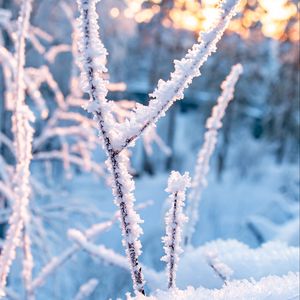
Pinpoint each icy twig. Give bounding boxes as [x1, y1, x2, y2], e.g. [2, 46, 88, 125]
[45, 44, 71, 63]
[30, 201, 152, 291]
[22, 226, 35, 300]
[0, 133, 14, 156]
[161, 171, 191, 289]
[33, 151, 104, 177]
[0, 0, 34, 294]
[0, 181, 14, 203]
[76, 0, 145, 293]
[114, 0, 242, 152]
[205, 250, 233, 284]
[74, 278, 99, 300]
[30, 220, 115, 291]
[68, 229, 162, 289]
[184, 64, 243, 245]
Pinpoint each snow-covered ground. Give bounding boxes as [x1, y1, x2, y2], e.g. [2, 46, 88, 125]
[129, 272, 299, 300]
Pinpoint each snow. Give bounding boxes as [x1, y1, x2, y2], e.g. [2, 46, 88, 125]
[127, 239, 299, 299]
[177, 240, 299, 289]
[128, 272, 299, 300]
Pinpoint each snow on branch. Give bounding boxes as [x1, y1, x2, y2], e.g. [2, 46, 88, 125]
[114, 0, 242, 152]
[68, 229, 130, 270]
[76, 0, 146, 294]
[33, 150, 104, 177]
[204, 251, 233, 284]
[74, 278, 99, 300]
[30, 218, 116, 291]
[0, 0, 34, 295]
[0, 181, 14, 203]
[0, 46, 48, 119]
[76, 0, 112, 118]
[22, 226, 34, 300]
[68, 229, 162, 290]
[26, 66, 66, 110]
[30, 201, 152, 292]
[184, 64, 243, 246]
[162, 171, 191, 289]
[0, 133, 14, 157]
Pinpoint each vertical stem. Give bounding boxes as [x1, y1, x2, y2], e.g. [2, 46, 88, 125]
[108, 151, 145, 293]
[0, 0, 34, 293]
[168, 191, 178, 289]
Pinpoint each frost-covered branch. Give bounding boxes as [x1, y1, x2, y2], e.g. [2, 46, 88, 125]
[0, 133, 14, 156]
[0, 0, 34, 294]
[2, 288, 19, 300]
[0, 47, 48, 119]
[114, 0, 242, 152]
[74, 278, 98, 300]
[0, 156, 14, 199]
[68, 229, 162, 289]
[68, 229, 130, 270]
[0, 181, 14, 203]
[30, 201, 152, 292]
[204, 251, 233, 284]
[22, 225, 34, 300]
[162, 171, 191, 289]
[33, 150, 104, 177]
[30, 218, 115, 291]
[45, 44, 72, 63]
[76, 0, 145, 294]
[184, 64, 243, 246]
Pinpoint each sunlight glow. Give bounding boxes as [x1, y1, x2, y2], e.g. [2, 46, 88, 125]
[110, 7, 120, 19]
[124, 0, 299, 41]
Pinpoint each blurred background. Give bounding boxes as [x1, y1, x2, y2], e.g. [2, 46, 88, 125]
[0, 0, 299, 299]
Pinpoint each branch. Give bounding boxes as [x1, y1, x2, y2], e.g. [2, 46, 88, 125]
[0, 133, 14, 157]
[161, 171, 191, 289]
[0, 46, 48, 119]
[68, 229, 162, 289]
[33, 126, 93, 150]
[0, 181, 14, 202]
[22, 225, 35, 300]
[0, 0, 34, 293]
[74, 278, 99, 300]
[30, 220, 114, 291]
[33, 150, 104, 177]
[76, 0, 145, 294]
[114, 0, 242, 152]
[30, 201, 152, 291]
[184, 64, 243, 246]
[204, 250, 233, 284]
